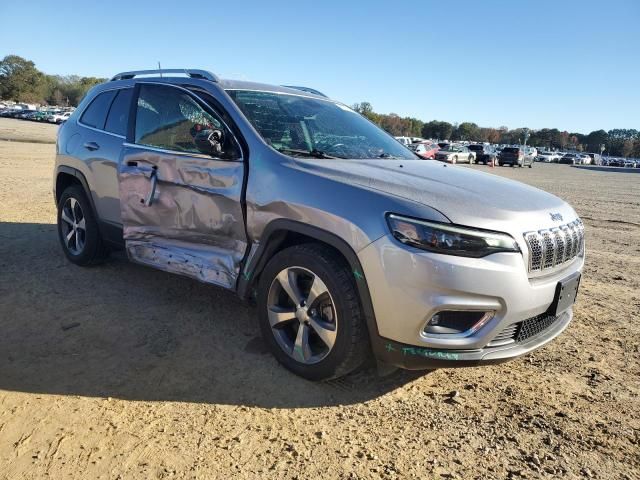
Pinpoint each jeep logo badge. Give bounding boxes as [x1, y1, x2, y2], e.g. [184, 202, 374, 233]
[550, 212, 563, 222]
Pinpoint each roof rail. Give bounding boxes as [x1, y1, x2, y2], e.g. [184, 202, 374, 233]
[281, 85, 328, 98]
[110, 69, 219, 82]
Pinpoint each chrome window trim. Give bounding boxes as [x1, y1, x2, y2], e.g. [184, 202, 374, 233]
[132, 82, 244, 162]
[77, 86, 133, 138]
[122, 142, 242, 162]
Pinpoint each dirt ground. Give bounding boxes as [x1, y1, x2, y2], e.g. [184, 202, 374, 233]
[0, 117, 638, 479]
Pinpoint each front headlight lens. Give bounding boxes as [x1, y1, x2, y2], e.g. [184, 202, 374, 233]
[387, 214, 520, 258]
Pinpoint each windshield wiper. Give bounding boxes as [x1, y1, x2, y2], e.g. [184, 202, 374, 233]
[277, 147, 343, 159]
[378, 152, 400, 159]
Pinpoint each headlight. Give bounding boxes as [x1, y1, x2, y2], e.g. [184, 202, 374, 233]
[386, 214, 520, 258]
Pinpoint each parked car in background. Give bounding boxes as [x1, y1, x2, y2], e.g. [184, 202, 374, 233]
[48, 111, 72, 124]
[536, 151, 560, 163]
[623, 159, 636, 168]
[559, 153, 580, 165]
[411, 143, 439, 159]
[16, 109, 37, 119]
[524, 147, 538, 162]
[435, 144, 475, 164]
[587, 153, 602, 165]
[394, 136, 412, 146]
[498, 147, 533, 168]
[468, 144, 497, 165]
[578, 154, 592, 165]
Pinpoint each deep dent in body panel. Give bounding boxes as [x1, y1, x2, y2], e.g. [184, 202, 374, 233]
[119, 150, 246, 289]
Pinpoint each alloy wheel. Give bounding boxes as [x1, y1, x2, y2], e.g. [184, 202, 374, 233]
[60, 197, 86, 255]
[267, 266, 338, 364]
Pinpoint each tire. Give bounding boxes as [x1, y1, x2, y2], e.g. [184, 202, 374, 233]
[452, 156, 457, 164]
[57, 184, 108, 266]
[468, 155, 474, 164]
[257, 243, 369, 381]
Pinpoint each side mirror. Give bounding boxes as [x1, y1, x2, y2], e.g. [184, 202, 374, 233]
[194, 128, 224, 156]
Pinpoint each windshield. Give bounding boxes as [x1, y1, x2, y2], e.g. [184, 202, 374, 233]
[227, 90, 417, 160]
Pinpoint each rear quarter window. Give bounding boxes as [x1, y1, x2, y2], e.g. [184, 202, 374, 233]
[80, 90, 117, 129]
[105, 88, 133, 136]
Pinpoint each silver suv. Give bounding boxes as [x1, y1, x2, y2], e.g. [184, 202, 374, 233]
[54, 69, 584, 380]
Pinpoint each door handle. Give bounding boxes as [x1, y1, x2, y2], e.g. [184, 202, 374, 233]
[145, 168, 158, 207]
[83, 141, 100, 151]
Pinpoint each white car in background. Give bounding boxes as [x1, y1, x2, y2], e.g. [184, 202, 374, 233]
[578, 154, 592, 165]
[394, 136, 412, 146]
[536, 151, 560, 163]
[48, 112, 72, 124]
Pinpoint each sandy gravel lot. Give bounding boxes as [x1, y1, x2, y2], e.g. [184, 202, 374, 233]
[0, 118, 638, 479]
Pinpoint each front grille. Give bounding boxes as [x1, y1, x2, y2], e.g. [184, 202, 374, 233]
[487, 323, 518, 347]
[524, 219, 584, 273]
[489, 312, 559, 346]
[516, 313, 558, 342]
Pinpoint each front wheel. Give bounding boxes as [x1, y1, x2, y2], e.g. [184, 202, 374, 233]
[469, 155, 474, 164]
[452, 156, 458, 164]
[257, 244, 369, 381]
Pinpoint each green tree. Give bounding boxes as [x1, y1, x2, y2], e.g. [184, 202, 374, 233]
[453, 122, 479, 141]
[0, 54, 48, 103]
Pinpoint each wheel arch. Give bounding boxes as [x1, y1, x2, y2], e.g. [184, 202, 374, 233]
[55, 166, 96, 213]
[238, 219, 381, 339]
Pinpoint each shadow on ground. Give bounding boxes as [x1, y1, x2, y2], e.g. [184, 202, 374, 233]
[0, 222, 426, 408]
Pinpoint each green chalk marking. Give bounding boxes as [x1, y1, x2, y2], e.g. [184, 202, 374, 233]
[353, 270, 364, 281]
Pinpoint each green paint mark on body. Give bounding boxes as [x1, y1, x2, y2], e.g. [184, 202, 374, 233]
[353, 270, 364, 281]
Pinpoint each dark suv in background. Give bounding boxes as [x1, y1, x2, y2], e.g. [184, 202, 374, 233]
[498, 147, 534, 168]
[468, 144, 497, 165]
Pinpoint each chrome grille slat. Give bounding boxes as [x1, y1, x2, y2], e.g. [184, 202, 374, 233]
[523, 219, 584, 274]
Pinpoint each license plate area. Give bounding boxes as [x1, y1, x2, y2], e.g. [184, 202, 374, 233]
[552, 273, 581, 315]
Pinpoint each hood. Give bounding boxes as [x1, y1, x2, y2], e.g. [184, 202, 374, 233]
[292, 158, 577, 235]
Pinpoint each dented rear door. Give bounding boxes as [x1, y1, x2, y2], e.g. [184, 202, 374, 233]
[118, 83, 247, 289]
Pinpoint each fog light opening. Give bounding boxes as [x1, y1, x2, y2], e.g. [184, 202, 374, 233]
[423, 311, 494, 336]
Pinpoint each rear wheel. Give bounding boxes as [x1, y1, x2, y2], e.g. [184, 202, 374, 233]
[257, 244, 369, 381]
[468, 155, 474, 163]
[57, 185, 108, 265]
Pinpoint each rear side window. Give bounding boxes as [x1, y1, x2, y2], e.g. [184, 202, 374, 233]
[80, 90, 117, 129]
[105, 88, 133, 136]
[503, 147, 520, 153]
[134, 84, 239, 159]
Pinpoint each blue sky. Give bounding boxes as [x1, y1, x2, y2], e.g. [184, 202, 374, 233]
[1, 0, 638, 133]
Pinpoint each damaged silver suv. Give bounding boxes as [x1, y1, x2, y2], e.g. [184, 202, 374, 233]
[54, 69, 584, 380]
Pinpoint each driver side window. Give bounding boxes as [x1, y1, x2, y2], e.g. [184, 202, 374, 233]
[134, 84, 239, 160]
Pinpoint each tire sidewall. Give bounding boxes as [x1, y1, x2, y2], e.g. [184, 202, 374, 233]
[257, 246, 362, 381]
[57, 185, 101, 265]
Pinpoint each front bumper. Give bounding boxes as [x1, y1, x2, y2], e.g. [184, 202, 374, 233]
[358, 234, 583, 369]
[371, 309, 572, 369]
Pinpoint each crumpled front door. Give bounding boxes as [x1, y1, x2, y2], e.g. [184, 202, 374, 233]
[118, 145, 247, 289]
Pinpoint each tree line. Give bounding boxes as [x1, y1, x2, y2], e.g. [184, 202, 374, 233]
[0, 55, 105, 107]
[352, 102, 640, 158]
[1, 54, 637, 157]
